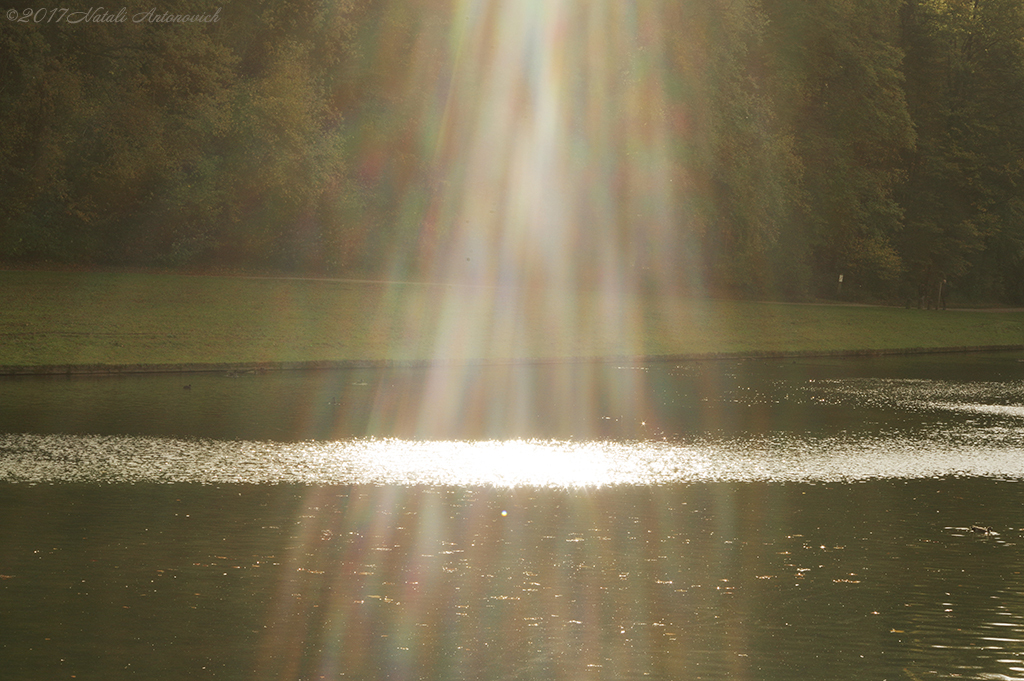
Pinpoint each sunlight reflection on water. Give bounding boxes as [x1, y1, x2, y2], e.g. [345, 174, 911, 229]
[4, 427, 1024, 486]
[8, 361, 1024, 681]
[6, 359, 1024, 487]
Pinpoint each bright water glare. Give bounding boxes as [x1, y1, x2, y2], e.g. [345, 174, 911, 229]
[4, 427, 1024, 486]
[3, 354, 1024, 486]
[4, 354, 1024, 681]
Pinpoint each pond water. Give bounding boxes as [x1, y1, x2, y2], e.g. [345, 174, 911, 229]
[3, 353, 1024, 680]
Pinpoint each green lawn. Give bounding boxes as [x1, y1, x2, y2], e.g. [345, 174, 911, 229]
[1, 270, 1023, 372]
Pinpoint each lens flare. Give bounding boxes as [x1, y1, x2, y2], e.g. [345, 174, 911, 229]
[359, 1, 711, 442]
[383, 0, 692, 359]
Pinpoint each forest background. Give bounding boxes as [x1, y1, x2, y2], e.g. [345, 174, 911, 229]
[2, 0, 1024, 306]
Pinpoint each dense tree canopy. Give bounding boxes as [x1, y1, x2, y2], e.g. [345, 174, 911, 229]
[3, 0, 1024, 303]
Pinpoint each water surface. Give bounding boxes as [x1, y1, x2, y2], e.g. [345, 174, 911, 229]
[3, 353, 1024, 680]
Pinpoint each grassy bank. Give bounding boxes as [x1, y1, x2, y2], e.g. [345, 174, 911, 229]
[2, 270, 1024, 373]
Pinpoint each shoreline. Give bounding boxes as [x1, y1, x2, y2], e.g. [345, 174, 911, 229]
[3, 344, 1022, 376]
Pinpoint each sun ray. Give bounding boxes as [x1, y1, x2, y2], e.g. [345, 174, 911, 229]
[364, 1, 701, 435]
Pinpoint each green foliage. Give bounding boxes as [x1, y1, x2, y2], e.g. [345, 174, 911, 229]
[898, 0, 1024, 303]
[760, 0, 914, 297]
[0, 0, 361, 273]
[664, 0, 804, 296]
[3, 0, 1024, 304]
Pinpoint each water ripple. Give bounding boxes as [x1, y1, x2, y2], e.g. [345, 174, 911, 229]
[4, 428, 1024, 486]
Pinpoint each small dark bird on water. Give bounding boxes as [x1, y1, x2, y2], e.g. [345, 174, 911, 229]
[971, 525, 993, 535]
[183, 384, 191, 390]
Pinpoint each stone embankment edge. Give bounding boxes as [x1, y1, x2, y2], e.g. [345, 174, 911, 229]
[1, 345, 1022, 376]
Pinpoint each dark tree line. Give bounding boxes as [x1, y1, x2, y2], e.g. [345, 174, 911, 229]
[3, 0, 1024, 303]
[1, 0, 362, 272]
